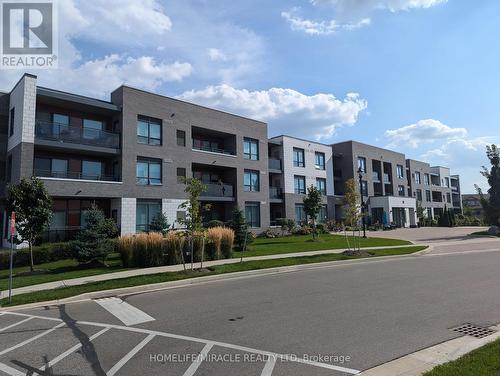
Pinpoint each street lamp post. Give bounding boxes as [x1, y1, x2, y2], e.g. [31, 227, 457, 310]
[357, 168, 367, 238]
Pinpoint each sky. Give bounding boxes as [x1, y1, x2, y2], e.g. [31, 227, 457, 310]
[0, 0, 497, 193]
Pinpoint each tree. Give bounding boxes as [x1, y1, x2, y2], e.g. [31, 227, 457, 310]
[149, 212, 170, 235]
[178, 178, 208, 232]
[476, 144, 500, 226]
[303, 185, 323, 240]
[229, 206, 253, 252]
[342, 178, 363, 253]
[5, 177, 52, 272]
[416, 200, 425, 224]
[74, 206, 118, 265]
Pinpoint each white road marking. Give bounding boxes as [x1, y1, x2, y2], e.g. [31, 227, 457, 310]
[95, 297, 155, 326]
[182, 342, 214, 376]
[261, 356, 276, 376]
[0, 361, 24, 376]
[2, 312, 361, 374]
[106, 333, 155, 376]
[38, 327, 111, 373]
[0, 316, 33, 332]
[0, 322, 66, 356]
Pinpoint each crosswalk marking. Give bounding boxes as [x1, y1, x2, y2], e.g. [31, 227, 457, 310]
[106, 333, 155, 376]
[182, 342, 214, 376]
[95, 297, 155, 326]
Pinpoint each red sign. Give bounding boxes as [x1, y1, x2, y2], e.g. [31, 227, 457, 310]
[10, 212, 15, 235]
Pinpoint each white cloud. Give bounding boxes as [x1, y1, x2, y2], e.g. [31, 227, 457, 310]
[281, 9, 370, 35]
[384, 119, 467, 148]
[208, 48, 228, 61]
[311, 0, 447, 13]
[177, 85, 367, 140]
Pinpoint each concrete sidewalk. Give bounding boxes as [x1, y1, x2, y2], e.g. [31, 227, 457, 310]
[0, 244, 424, 299]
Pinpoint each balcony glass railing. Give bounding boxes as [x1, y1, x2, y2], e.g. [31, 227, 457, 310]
[269, 187, 283, 199]
[200, 183, 234, 198]
[268, 158, 282, 170]
[34, 169, 120, 182]
[35, 121, 120, 149]
[192, 140, 235, 156]
[383, 174, 391, 183]
[373, 172, 380, 181]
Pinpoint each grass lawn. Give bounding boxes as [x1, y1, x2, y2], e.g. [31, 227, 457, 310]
[471, 230, 498, 237]
[0, 245, 426, 307]
[423, 338, 500, 376]
[235, 233, 412, 257]
[0, 253, 129, 291]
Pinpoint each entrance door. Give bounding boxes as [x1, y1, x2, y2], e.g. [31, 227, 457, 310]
[393, 208, 406, 227]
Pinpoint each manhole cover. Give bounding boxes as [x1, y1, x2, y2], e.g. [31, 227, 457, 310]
[449, 323, 496, 339]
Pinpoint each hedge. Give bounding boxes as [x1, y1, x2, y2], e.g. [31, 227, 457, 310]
[0, 242, 76, 270]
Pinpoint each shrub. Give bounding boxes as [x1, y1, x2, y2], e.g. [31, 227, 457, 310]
[131, 233, 149, 267]
[0, 242, 76, 270]
[149, 212, 170, 235]
[220, 228, 235, 259]
[206, 227, 224, 260]
[116, 235, 134, 267]
[163, 232, 184, 265]
[293, 225, 312, 235]
[229, 207, 253, 251]
[206, 220, 224, 229]
[316, 223, 327, 234]
[261, 229, 280, 238]
[276, 218, 295, 236]
[146, 232, 164, 266]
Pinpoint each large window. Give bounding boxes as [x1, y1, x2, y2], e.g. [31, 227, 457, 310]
[137, 159, 162, 185]
[34, 157, 68, 178]
[316, 205, 327, 223]
[244, 170, 260, 192]
[315, 152, 325, 170]
[357, 157, 366, 173]
[83, 119, 103, 140]
[416, 189, 423, 201]
[9, 108, 14, 137]
[293, 148, 305, 167]
[316, 178, 327, 195]
[245, 202, 260, 228]
[361, 180, 368, 196]
[397, 165, 404, 179]
[82, 160, 102, 180]
[295, 204, 306, 223]
[137, 115, 162, 145]
[136, 200, 162, 232]
[398, 185, 405, 196]
[243, 138, 259, 160]
[294, 175, 306, 194]
[424, 173, 430, 185]
[176, 130, 186, 147]
[426, 190, 431, 202]
[415, 171, 421, 184]
[177, 167, 186, 183]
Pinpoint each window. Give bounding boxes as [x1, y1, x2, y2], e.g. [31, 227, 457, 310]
[294, 175, 306, 194]
[447, 192, 451, 203]
[244, 170, 260, 192]
[397, 165, 404, 179]
[176, 211, 186, 223]
[243, 138, 259, 160]
[293, 148, 305, 167]
[137, 115, 162, 145]
[357, 157, 366, 173]
[295, 204, 306, 223]
[176, 130, 186, 147]
[398, 185, 405, 196]
[445, 177, 450, 188]
[361, 180, 368, 196]
[9, 108, 14, 137]
[427, 208, 433, 218]
[34, 158, 68, 178]
[317, 205, 327, 223]
[136, 159, 162, 185]
[245, 202, 260, 228]
[315, 152, 325, 170]
[316, 178, 327, 195]
[426, 190, 431, 202]
[83, 119, 103, 140]
[177, 167, 186, 183]
[82, 161, 102, 180]
[416, 189, 423, 201]
[136, 200, 162, 232]
[415, 171, 421, 184]
[424, 173, 430, 185]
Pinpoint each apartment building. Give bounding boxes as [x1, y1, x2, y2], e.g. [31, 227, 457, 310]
[462, 193, 486, 218]
[332, 141, 417, 227]
[0, 74, 270, 246]
[268, 135, 334, 224]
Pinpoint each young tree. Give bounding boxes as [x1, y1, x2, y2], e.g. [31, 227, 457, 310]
[149, 212, 170, 235]
[5, 177, 52, 272]
[303, 185, 323, 241]
[476, 144, 500, 226]
[342, 178, 362, 252]
[74, 206, 118, 265]
[416, 200, 425, 225]
[229, 206, 253, 252]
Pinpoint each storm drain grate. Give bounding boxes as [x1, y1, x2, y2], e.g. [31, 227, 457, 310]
[449, 323, 496, 339]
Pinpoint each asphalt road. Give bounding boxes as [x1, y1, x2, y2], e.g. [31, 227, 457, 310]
[1, 241, 500, 375]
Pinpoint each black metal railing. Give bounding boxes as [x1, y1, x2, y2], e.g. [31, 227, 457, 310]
[34, 169, 120, 182]
[192, 140, 235, 156]
[200, 183, 234, 198]
[269, 187, 283, 199]
[35, 121, 120, 149]
[268, 158, 282, 170]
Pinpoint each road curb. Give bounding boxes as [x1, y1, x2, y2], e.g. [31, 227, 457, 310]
[359, 323, 500, 375]
[0, 247, 428, 312]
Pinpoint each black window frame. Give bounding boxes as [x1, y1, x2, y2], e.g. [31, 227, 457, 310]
[243, 138, 259, 160]
[136, 158, 162, 186]
[293, 148, 305, 167]
[294, 175, 306, 194]
[357, 157, 367, 173]
[361, 180, 368, 196]
[176, 129, 186, 147]
[245, 202, 261, 228]
[137, 115, 162, 146]
[177, 167, 186, 183]
[136, 200, 162, 233]
[397, 165, 404, 179]
[244, 169, 260, 192]
[316, 177, 327, 195]
[315, 152, 325, 170]
[398, 185, 405, 196]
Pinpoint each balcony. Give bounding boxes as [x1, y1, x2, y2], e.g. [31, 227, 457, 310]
[200, 183, 234, 201]
[35, 121, 120, 150]
[35, 169, 120, 182]
[191, 126, 236, 156]
[192, 140, 235, 156]
[268, 158, 282, 171]
[269, 187, 283, 199]
[373, 171, 380, 182]
[383, 173, 391, 183]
